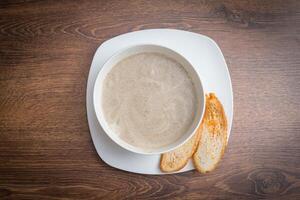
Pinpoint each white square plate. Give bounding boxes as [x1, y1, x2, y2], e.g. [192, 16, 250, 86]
[86, 29, 233, 174]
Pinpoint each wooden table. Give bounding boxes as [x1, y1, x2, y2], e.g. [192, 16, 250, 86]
[1, 1, 299, 199]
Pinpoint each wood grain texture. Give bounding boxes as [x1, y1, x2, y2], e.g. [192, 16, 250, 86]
[0, 0, 299, 199]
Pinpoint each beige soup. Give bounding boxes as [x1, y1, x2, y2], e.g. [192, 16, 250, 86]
[102, 53, 197, 150]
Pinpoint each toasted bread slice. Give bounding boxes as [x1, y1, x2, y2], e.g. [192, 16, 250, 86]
[160, 125, 202, 172]
[193, 93, 227, 173]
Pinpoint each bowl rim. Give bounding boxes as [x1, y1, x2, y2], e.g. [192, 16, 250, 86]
[93, 44, 205, 155]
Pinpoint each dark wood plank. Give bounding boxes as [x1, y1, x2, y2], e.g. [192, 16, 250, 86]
[0, 0, 299, 199]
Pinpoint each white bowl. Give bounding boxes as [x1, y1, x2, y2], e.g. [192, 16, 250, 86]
[93, 44, 205, 155]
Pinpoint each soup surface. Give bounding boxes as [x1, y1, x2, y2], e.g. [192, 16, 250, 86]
[102, 53, 197, 150]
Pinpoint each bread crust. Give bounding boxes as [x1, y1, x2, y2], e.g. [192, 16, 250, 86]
[193, 93, 228, 173]
[160, 124, 203, 172]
